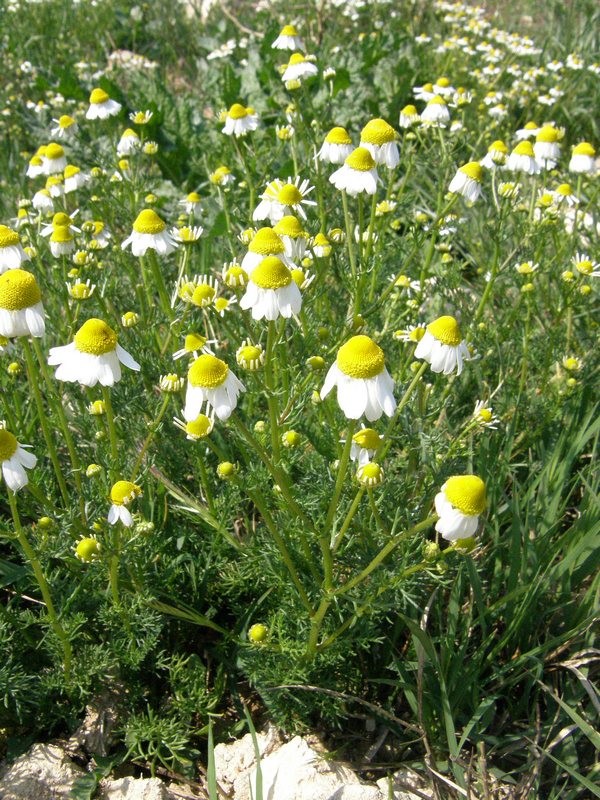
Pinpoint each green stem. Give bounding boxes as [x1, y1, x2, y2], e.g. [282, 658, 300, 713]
[332, 487, 365, 553]
[341, 190, 358, 279]
[8, 490, 72, 681]
[377, 362, 428, 462]
[130, 394, 171, 480]
[147, 250, 174, 321]
[265, 320, 281, 463]
[323, 419, 356, 538]
[101, 386, 119, 480]
[109, 523, 121, 606]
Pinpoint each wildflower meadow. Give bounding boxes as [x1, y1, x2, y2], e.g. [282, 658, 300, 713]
[0, 0, 598, 797]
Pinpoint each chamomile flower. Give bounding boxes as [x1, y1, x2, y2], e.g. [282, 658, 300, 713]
[74, 537, 101, 562]
[173, 332, 215, 361]
[86, 88, 122, 120]
[414, 315, 472, 375]
[272, 24, 304, 51]
[239, 256, 302, 321]
[32, 189, 54, 213]
[159, 373, 185, 393]
[180, 192, 202, 214]
[568, 142, 596, 174]
[67, 279, 96, 300]
[50, 114, 77, 139]
[0, 269, 45, 338]
[433, 76, 455, 96]
[505, 141, 541, 175]
[515, 260, 538, 275]
[241, 227, 292, 274]
[253, 177, 316, 223]
[42, 143, 67, 175]
[0, 226, 30, 272]
[121, 209, 178, 256]
[562, 356, 582, 372]
[48, 318, 140, 387]
[357, 461, 384, 488]
[534, 125, 561, 169]
[311, 233, 331, 258]
[399, 105, 420, 128]
[480, 140, 508, 168]
[26, 155, 45, 179]
[393, 324, 426, 343]
[129, 110, 153, 125]
[173, 412, 214, 440]
[0, 427, 36, 492]
[435, 475, 486, 541]
[88, 221, 112, 248]
[209, 165, 235, 185]
[552, 183, 578, 207]
[359, 118, 399, 169]
[116, 128, 140, 156]
[214, 296, 237, 317]
[330, 147, 380, 197]
[49, 226, 75, 257]
[281, 52, 318, 82]
[473, 400, 499, 429]
[222, 104, 259, 137]
[188, 275, 219, 308]
[273, 215, 308, 260]
[41, 212, 80, 238]
[448, 162, 484, 202]
[108, 481, 142, 527]
[515, 121, 539, 140]
[421, 95, 450, 126]
[320, 335, 396, 422]
[572, 253, 599, 278]
[317, 127, 354, 165]
[64, 165, 89, 193]
[236, 340, 265, 370]
[222, 261, 248, 288]
[184, 353, 245, 422]
[350, 426, 383, 466]
[171, 225, 204, 243]
[413, 82, 436, 102]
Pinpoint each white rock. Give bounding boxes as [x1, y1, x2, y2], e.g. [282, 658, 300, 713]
[376, 768, 434, 799]
[215, 724, 282, 799]
[0, 743, 84, 800]
[99, 776, 175, 800]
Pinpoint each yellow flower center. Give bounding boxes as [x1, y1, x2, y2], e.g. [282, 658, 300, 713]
[361, 118, 396, 145]
[74, 318, 118, 355]
[536, 125, 558, 143]
[277, 184, 304, 205]
[0, 269, 41, 310]
[524, 121, 538, 130]
[187, 192, 201, 203]
[401, 104, 417, 116]
[345, 147, 376, 172]
[337, 335, 385, 379]
[281, 24, 298, 35]
[427, 316, 462, 346]
[444, 475, 486, 515]
[573, 142, 595, 156]
[428, 95, 446, 105]
[252, 256, 292, 289]
[53, 212, 72, 228]
[274, 215, 304, 238]
[436, 76, 450, 87]
[0, 429, 18, 461]
[132, 209, 166, 234]
[71, 282, 93, 299]
[110, 480, 141, 505]
[422, 83, 433, 92]
[288, 52, 306, 65]
[184, 332, 207, 352]
[45, 143, 64, 160]
[93, 221, 105, 234]
[64, 165, 80, 178]
[490, 140, 508, 153]
[352, 428, 381, 450]
[188, 354, 229, 388]
[563, 357, 579, 371]
[291, 268, 305, 287]
[459, 162, 483, 182]
[238, 344, 262, 364]
[90, 88, 109, 105]
[76, 538, 100, 561]
[214, 298, 230, 313]
[576, 260, 592, 275]
[0, 226, 20, 248]
[186, 414, 212, 438]
[359, 462, 382, 481]
[325, 126, 352, 145]
[29, 156, 43, 167]
[513, 141, 535, 157]
[248, 227, 284, 255]
[228, 103, 248, 119]
[478, 408, 493, 423]
[50, 227, 73, 243]
[191, 284, 216, 305]
[58, 115, 75, 128]
[555, 183, 572, 196]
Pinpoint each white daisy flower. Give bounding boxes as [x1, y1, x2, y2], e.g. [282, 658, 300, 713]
[272, 24, 304, 51]
[399, 104, 420, 128]
[0, 226, 30, 273]
[448, 162, 484, 202]
[86, 88, 122, 120]
[173, 412, 214, 441]
[281, 52, 318, 82]
[42, 143, 67, 175]
[241, 227, 294, 275]
[533, 126, 561, 170]
[26, 155, 45, 178]
[316, 126, 354, 164]
[515, 122, 539, 141]
[421, 96, 450, 126]
[505, 142, 541, 175]
[184, 354, 245, 422]
[121, 209, 178, 257]
[413, 82, 436, 102]
[240, 256, 302, 321]
[320, 335, 396, 422]
[473, 400, 499, 429]
[329, 147, 380, 197]
[0, 269, 45, 338]
[572, 253, 600, 278]
[414, 315, 472, 375]
[479, 140, 508, 168]
[273, 215, 308, 260]
[48, 318, 140, 387]
[349, 426, 384, 466]
[116, 128, 140, 156]
[222, 104, 259, 137]
[50, 114, 77, 139]
[32, 189, 54, 213]
[552, 183, 578, 207]
[180, 191, 202, 214]
[107, 481, 141, 527]
[360, 118, 400, 168]
[568, 142, 596, 174]
[435, 475, 486, 541]
[0, 427, 37, 492]
[63, 165, 89, 193]
[253, 176, 316, 224]
[173, 332, 215, 360]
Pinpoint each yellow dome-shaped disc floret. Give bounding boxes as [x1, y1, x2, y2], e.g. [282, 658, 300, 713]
[459, 162, 483, 182]
[188, 354, 229, 388]
[277, 183, 304, 205]
[110, 480, 142, 506]
[523, 121, 538, 131]
[64, 165, 80, 178]
[490, 140, 508, 153]
[288, 52, 306, 65]
[90, 88, 109, 105]
[337, 335, 385, 379]
[191, 283, 216, 305]
[252, 256, 292, 289]
[45, 142, 65, 160]
[345, 147, 377, 172]
[248, 227, 285, 255]
[274, 216, 305, 238]
[132, 209, 166, 235]
[184, 332, 207, 352]
[357, 461, 384, 487]
[0, 269, 41, 310]
[401, 104, 418, 116]
[50, 226, 73, 243]
[444, 475, 486, 515]
[185, 414, 213, 439]
[325, 126, 352, 145]
[361, 118, 396, 145]
[280, 24, 298, 36]
[427, 316, 463, 346]
[572, 142, 595, 156]
[0, 226, 20, 248]
[186, 191, 201, 203]
[428, 95, 446, 106]
[58, 115, 75, 128]
[555, 183, 573, 196]
[228, 103, 248, 119]
[536, 125, 559, 143]
[0, 429, 18, 461]
[514, 141, 535, 157]
[436, 76, 451, 87]
[236, 343, 264, 369]
[76, 537, 101, 562]
[52, 212, 73, 228]
[352, 427, 382, 450]
[74, 318, 118, 355]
